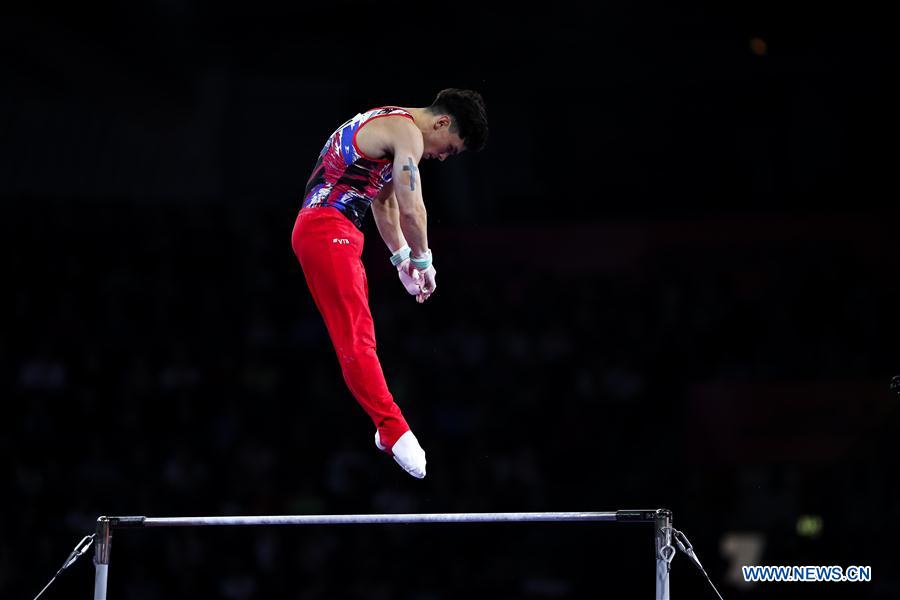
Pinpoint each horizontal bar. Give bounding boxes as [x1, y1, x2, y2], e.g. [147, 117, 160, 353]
[102, 510, 665, 529]
[145, 512, 617, 527]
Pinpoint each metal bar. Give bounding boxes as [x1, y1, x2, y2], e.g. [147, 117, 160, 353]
[137, 511, 625, 528]
[94, 509, 668, 599]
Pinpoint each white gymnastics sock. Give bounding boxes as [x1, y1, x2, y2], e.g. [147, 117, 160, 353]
[375, 430, 427, 479]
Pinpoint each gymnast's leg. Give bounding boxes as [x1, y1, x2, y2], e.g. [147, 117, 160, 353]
[292, 207, 426, 478]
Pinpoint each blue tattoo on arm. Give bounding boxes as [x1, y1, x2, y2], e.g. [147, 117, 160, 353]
[402, 157, 418, 191]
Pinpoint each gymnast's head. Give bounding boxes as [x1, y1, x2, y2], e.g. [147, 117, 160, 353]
[419, 88, 488, 161]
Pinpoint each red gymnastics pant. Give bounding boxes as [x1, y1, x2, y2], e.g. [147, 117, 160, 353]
[291, 206, 410, 449]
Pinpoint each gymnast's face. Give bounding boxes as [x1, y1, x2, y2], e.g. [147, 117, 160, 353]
[422, 114, 466, 162]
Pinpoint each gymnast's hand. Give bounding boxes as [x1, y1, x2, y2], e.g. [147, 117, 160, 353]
[412, 264, 436, 304]
[396, 258, 423, 296]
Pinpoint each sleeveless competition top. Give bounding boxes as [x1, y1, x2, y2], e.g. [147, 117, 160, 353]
[301, 107, 414, 229]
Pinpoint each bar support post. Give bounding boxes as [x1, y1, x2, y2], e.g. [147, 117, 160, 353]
[655, 509, 673, 600]
[93, 517, 111, 600]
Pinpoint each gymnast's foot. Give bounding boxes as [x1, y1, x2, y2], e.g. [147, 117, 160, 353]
[375, 429, 427, 479]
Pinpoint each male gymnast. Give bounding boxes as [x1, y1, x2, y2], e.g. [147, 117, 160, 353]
[291, 89, 488, 478]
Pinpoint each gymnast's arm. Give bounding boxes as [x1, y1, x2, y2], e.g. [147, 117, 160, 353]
[385, 121, 429, 259]
[371, 182, 408, 253]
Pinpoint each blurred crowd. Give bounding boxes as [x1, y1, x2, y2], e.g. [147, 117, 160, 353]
[3, 200, 898, 599]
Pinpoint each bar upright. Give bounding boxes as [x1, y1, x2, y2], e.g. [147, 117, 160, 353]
[655, 509, 674, 600]
[93, 517, 111, 600]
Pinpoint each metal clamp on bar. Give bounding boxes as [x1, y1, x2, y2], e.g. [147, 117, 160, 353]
[615, 509, 663, 522]
[107, 516, 146, 528]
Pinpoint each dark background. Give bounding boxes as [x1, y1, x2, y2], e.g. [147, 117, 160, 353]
[3, 2, 899, 598]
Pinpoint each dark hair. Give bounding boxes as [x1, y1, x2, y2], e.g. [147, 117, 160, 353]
[428, 88, 489, 152]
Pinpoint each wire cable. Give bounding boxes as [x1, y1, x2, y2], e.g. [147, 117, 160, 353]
[32, 534, 94, 600]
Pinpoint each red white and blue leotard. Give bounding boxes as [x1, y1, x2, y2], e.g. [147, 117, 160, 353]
[301, 107, 414, 229]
